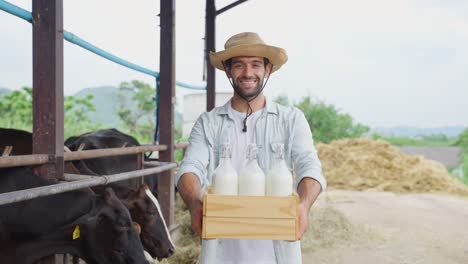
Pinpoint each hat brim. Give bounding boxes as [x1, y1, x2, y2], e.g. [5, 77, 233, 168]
[209, 44, 288, 73]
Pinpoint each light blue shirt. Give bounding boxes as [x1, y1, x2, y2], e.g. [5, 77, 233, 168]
[175, 99, 327, 264]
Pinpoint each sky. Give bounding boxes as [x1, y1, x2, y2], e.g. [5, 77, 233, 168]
[0, 0, 467, 128]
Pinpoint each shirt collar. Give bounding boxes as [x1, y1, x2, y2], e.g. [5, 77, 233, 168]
[217, 97, 279, 116]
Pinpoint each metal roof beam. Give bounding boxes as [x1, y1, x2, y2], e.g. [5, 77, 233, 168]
[216, 0, 249, 16]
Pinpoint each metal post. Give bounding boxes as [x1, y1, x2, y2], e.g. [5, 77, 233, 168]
[32, 1, 64, 262]
[158, 0, 175, 226]
[32, 0, 64, 181]
[206, 0, 216, 111]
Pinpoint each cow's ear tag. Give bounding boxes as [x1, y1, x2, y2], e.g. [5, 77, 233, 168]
[73, 225, 80, 240]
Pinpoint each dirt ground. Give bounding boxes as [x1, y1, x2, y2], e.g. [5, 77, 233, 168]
[303, 189, 468, 264]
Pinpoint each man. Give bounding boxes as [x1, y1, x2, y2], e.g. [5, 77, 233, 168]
[175, 32, 327, 264]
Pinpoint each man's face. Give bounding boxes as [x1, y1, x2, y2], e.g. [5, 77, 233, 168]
[227, 56, 271, 99]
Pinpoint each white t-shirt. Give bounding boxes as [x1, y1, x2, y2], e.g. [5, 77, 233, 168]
[219, 104, 276, 264]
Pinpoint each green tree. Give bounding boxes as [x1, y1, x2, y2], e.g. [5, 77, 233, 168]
[117, 80, 156, 143]
[274, 95, 369, 143]
[454, 128, 468, 151]
[453, 128, 468, 184]
[0, 86, 99, 138]
[273, 94, 290, 106]
[0, 87, 33, 130]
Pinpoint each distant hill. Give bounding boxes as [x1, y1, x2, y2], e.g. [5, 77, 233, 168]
[371, 126, 466, 138]
[74, 86, 182, 128]
[74, 86, 125, 127]
[0, 87, 11, 95]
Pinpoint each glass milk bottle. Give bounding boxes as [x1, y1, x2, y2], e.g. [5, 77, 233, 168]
[266, 143, 293, 196]
[238, 143, 265, 196]
[212, 143, 238, 195]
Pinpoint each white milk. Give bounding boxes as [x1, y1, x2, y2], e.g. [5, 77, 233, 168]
[266, 143, 293, 196]
[238, 144, 265, 196]
[212, 143, 238, 195]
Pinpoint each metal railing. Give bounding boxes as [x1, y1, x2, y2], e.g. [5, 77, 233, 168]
[0, 141, 188, 205]
[0, 163, 178, 206]
[0, 144, 168, 168]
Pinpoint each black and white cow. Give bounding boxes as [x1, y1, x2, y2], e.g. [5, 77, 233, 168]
[0, 128, 175, 259]
[0, 166, 149, 264]
[65, 128, 175, 259]
[64, 128, 142, 175]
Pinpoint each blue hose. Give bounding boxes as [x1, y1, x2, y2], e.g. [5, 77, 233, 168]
[1, 0, 208, 146]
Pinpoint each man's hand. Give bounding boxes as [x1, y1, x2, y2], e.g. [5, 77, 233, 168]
[177, 173, 204, 238]
[190, 200, 203, 238]
[297, 177, 322, 239]
[297, 202, 309, 239]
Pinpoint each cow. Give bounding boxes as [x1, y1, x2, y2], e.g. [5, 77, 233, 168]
[1, 128, 175, 259]
[0, 128, 81, 175]
[1, 128, 157, 191]
[92, 183, 176, 259]
[64, 128, 158, 191]
[0, 128, 33, 155]
[64, 129, 175, 259]
[63, 128, 141, 174]
[0, 166, 149, 264]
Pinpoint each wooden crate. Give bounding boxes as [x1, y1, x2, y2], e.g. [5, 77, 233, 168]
[202, 190, 300, 240]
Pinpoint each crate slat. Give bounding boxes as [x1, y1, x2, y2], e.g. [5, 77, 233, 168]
[203, 216, 297, 240]
[202, 192, 300, 240]
[204, 194, 297, 218]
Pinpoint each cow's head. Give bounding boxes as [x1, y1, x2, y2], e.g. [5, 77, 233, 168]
[82, 188, 149, 264]
[125, 184, 176, 259]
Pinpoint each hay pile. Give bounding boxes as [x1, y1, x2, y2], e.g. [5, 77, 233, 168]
[316, 138, 468, 195]
[159, 195, 200, 264]
[301, 205, 353, 251]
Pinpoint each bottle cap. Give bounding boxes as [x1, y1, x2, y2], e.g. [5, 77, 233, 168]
[272, 143, 285, 159]
[220, 143, 232, 159]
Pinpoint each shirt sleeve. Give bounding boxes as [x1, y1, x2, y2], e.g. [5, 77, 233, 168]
[174, 115, 210, 189]
[291, 110, 327, 192]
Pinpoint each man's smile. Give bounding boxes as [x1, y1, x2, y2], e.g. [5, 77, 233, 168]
[239, 79, 258, 88]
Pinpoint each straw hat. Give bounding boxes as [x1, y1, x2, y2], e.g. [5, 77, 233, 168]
[209, 32, 288, 73]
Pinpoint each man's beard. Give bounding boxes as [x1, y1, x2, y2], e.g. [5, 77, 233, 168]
[232, 78, 264, 100]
